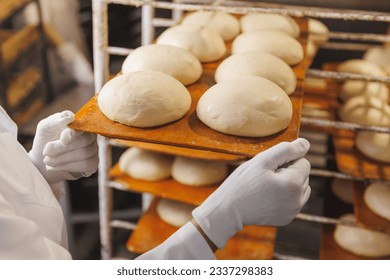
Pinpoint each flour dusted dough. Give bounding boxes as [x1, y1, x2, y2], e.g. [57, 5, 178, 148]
[156, 24, 226, 62]
[97, 71, 191, 127]
[197, 76, 293, 137]
[334, 214, 390, 258]
[215, 51, 297, 95]
[231, 30, 304, 65]
[338, 96, 390, 126]
[121, 44, 202, 86]
[331, 178, 354, 204]
[181, 11, 240, 41]
[118, 147, 173, 181]
[156, 198, 195, 228]
[356, 131, 390, 163]
[172, 156, 228, 186]
[364, 182, 390, 221]
[240, 13, 300, 38]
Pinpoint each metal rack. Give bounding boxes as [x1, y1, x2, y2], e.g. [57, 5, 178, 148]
[91, 0, 390, 260]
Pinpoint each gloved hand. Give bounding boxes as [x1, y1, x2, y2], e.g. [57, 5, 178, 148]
[28, 111, 98, 185]
[192, 138, 311, 249]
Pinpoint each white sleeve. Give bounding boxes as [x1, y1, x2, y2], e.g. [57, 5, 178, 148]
[0, 192, 72, 260]
[136, 222, 216, 260]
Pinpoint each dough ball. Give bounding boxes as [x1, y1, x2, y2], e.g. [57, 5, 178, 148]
[334, 214, 390, 258]
[340, 81, 389, 102]
[118, 147, 174, 181]
[308, 18, 329, 43]
[197, 76, 293, 137]
[156, 198, 195, 228]
[181, 11, 240, 41]
[172, 156, 228, 186]
[338, 96, 390, 126]
[306, 39, 317, 58]
[156, 24, 226, 62]
[240, 13, 300, 38]
[356, 131, 390, 163]
[97, 71, 191, 127]
[215, 51, 297, 95]
[121, 44, 202, 86]
[232, 30, 304, 65]
[364, 182, 390, 221]
[364, 46, 390, 74]
[337, 59, 386, 77]
[331, 178, 354, 204]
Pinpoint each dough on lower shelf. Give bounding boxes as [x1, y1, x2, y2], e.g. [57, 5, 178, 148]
[119, 147, 174, 181]
[333, 214, 390, 258]
[331, 178, 354, 205]
[172, 156, 228, 187]
[356, 131, 390, 163]
[121, 44, 202, 86]
[364, 182, 390, 221]
[214, 51, 297, 95]
[181, 11, 240, 41]
[231, 30, 303, 65]
[196, 76, 293, 137]
[156, 24, 226, 63]
[156, 198, 196, 228]
[97, 71, 191, 128]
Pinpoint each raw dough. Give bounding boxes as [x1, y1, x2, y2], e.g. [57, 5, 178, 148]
[331, 178, 354, 204]
[308, 18, 329, 43]
[196, 76, 293, 137]
[156, 24, 226, 62]
[231, 30, 304, 65]
[121, 44, 202, 86]
[334, 214, 390, 258]
[97, 71, 191, 127]
[337, 59, 386, 76]
[215, 51, 297, 95]
[240, 13, 300, 38]
[364, 46, 390, 75]
[338, 96, 390, 126]
[172, 156, 228, 186]
[156, 198, 195, 228]
[118, 147, 174, 181]
[364, 182, 390, 221]
[181, 11, 240, 41]
[356, 131, 390, 163]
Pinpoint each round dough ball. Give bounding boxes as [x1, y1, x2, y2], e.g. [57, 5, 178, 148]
[156, 198, 195, 228]
[121, 44, 202, 86]
[197, 76, 293, 137]
[364, 182, 390, 221]
[156, 24, 226, 62]
[240, 13, 300, 38]
[97, 71, 191, 127]
[172, 156, 228, 186]
[118, 147, 173, 181]
[340, 81, 389, 102]
[181, 11, 240, 41]
[334, 213, 390, 258]
[364, 46, 390, 74]
[331, 178, 354, 204]
[215, 51, 297, 95]
[356, 131, 390, 163]
[231, 30, 304, 65]
[338, 96, 390, 126]
[308, 18, 329, 43]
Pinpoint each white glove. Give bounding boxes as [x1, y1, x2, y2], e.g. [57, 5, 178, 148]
[192, 138, 311, 249]
[28, 111, 98, 185]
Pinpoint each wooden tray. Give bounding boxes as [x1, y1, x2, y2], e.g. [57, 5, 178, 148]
[110, 163, 218, 206]
[333, 129, 390, 180]
[69, 20, 310, 158]
[354, 183, 390, 234]
[320, 224, 390, 260]
[127, 198, 276, 260]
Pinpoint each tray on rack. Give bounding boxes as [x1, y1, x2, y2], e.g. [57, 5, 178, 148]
[110, 163, 219, 206]
[354, 183, 390, 234]
[127, 198, 277, 260]
[69, 20, 310, 158]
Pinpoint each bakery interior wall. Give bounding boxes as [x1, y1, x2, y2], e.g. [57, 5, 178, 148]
[6, 0, 389, 259]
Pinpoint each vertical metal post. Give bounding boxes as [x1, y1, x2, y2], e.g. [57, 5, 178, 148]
[172, 0, 183, 23]
[141, 2, 155, 45]
[92, 0, 112, 260]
